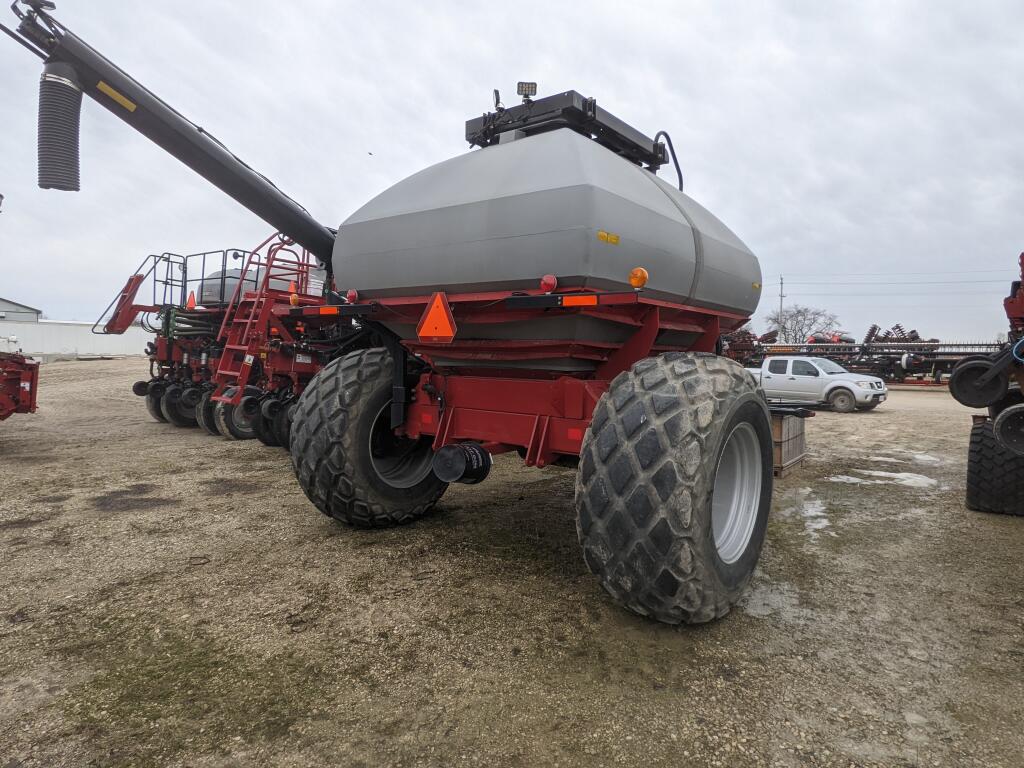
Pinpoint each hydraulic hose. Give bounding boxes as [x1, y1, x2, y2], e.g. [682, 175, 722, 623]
[654, 130, 684, 192]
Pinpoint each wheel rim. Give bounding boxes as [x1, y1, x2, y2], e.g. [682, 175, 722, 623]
[367, 403, 435, 489]
[229, 402, 255, 435]
[835, 393, 852, 409]
[711, 422, 762, 564]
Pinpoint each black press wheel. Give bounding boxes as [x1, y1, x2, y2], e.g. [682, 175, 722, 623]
[290, 348, 447, 527]
[159, 384, 198, 427]
[575, 352, 773, 625]
[250, 398, 281, 447]
[195, 390, 221, 436]
[950, 359, 1010, 409]
[828, 388, 856, 413]
[966, 420, 1024, 515]
[145, 390, 167, 423]
[213, 386, 261, 440]
[273, 400, 295, 449]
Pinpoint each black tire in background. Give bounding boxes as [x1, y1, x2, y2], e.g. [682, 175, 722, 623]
[195, 390, 221, 436]
[251, 404, 280, 447]
[966, 420, 1024, 516]
[828, 388, 856, 413]
[145, 391, 167, 423]
[159, 384, 198, 427]
[272, 401, 294, 449]
[213, 386, 261, 440]
[290, 348, 447, 527]
[575, 352, 773, 625]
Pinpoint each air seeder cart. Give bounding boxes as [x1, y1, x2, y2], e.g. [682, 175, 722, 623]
[5, 1, 778, 624]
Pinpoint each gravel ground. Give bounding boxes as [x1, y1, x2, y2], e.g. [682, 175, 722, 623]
[1, 358, 1023, 767]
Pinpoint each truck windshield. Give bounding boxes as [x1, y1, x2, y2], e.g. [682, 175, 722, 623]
[812, 358, 848, 374]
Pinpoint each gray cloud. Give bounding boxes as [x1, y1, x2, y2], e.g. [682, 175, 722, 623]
[1, 0, 1021, 339]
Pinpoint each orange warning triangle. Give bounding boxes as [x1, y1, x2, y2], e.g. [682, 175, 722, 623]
[185, 290, 196, 310]
[416, 292, 457, 344]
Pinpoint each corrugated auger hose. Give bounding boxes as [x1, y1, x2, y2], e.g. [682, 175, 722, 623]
[37, 60, 82, 191]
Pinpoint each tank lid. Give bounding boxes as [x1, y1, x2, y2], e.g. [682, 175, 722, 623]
[465, 90, 666, 171]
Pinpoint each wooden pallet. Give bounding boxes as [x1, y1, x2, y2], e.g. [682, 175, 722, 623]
[772, 413, 808, 478]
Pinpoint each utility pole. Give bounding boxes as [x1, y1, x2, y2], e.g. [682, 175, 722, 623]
[778, 275, 786, 319]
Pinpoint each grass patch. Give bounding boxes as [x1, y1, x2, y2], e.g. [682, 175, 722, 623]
[61, 614, 328, 766]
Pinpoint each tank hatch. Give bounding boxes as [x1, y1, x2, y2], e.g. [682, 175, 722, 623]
[465, 89, 667, 171]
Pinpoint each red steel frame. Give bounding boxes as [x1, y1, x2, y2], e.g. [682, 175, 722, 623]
[301, 286, 747, 468]
[1004, 252, 1024, 335]
[211, 234, 327, 405]
[0, 352, 40, 421]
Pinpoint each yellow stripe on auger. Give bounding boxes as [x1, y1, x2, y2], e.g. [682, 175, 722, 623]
[96, 81, 137, 112]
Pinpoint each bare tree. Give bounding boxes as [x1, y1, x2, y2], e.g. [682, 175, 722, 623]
[766, 304, 839, 344]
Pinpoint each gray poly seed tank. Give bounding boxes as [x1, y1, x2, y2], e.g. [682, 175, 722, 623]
[332, 118, 761, 370]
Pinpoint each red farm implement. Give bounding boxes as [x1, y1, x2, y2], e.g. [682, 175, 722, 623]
[294, 287, 732, 468]
[0, 351, 39, 421]
[7, 2, 788, 625]
[94, 247, 251, 426]
[950, 252, 1024, 516]
[204, 234, 335, 445]
[288, 278, 788, 626]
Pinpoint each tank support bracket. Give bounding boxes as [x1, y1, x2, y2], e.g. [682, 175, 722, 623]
[595, 306, 660, 379]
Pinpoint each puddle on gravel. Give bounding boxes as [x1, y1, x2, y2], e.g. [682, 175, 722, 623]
[889, 449, 942, 465]
[776, 488, 834, 541]
[801, 498, 831, 538]
[740, 581, 815, 622]
[828, 470, 937, 489]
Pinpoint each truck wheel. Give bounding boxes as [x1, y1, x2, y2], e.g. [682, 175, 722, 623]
[290, 348, 447, 527]
[159, 384, 198, 427]
[145, 391, 167, 423]
[575, 352, 773, 624]
[213, 386, 260, 440]
[195, 391, 221, 436]
[966, 420, 1024, 515]
[828, 388, 856, 413]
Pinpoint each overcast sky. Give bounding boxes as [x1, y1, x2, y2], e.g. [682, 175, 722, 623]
[1, 0, 1022, 340]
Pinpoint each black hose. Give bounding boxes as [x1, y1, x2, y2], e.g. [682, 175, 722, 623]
[654, 130, 683, 192]
[37, 61, 81, 190]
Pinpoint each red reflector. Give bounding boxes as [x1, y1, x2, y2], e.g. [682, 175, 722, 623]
[563, 295, 598, 307]
[421, 412, 434, 424]
[416, 292, 457, 344]
[567, 427, 584, 441]
[319, 306, 340, 315]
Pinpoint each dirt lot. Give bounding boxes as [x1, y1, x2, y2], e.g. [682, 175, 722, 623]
[1, 359, 1022, 767]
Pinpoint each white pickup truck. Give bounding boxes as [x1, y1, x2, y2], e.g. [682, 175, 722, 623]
[746, 356, 887, 412]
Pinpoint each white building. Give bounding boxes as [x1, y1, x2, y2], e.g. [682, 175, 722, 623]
[0, 297, 42, 322]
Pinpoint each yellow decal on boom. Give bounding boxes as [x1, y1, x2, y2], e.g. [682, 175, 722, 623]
[97, 81, 137, 112]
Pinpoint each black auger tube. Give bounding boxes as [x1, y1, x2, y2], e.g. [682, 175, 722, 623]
[37, 60, 81, 190]
[14, 7, 336, 267]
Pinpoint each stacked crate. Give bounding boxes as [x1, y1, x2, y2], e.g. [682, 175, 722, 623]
[772, 413, 808, 477]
